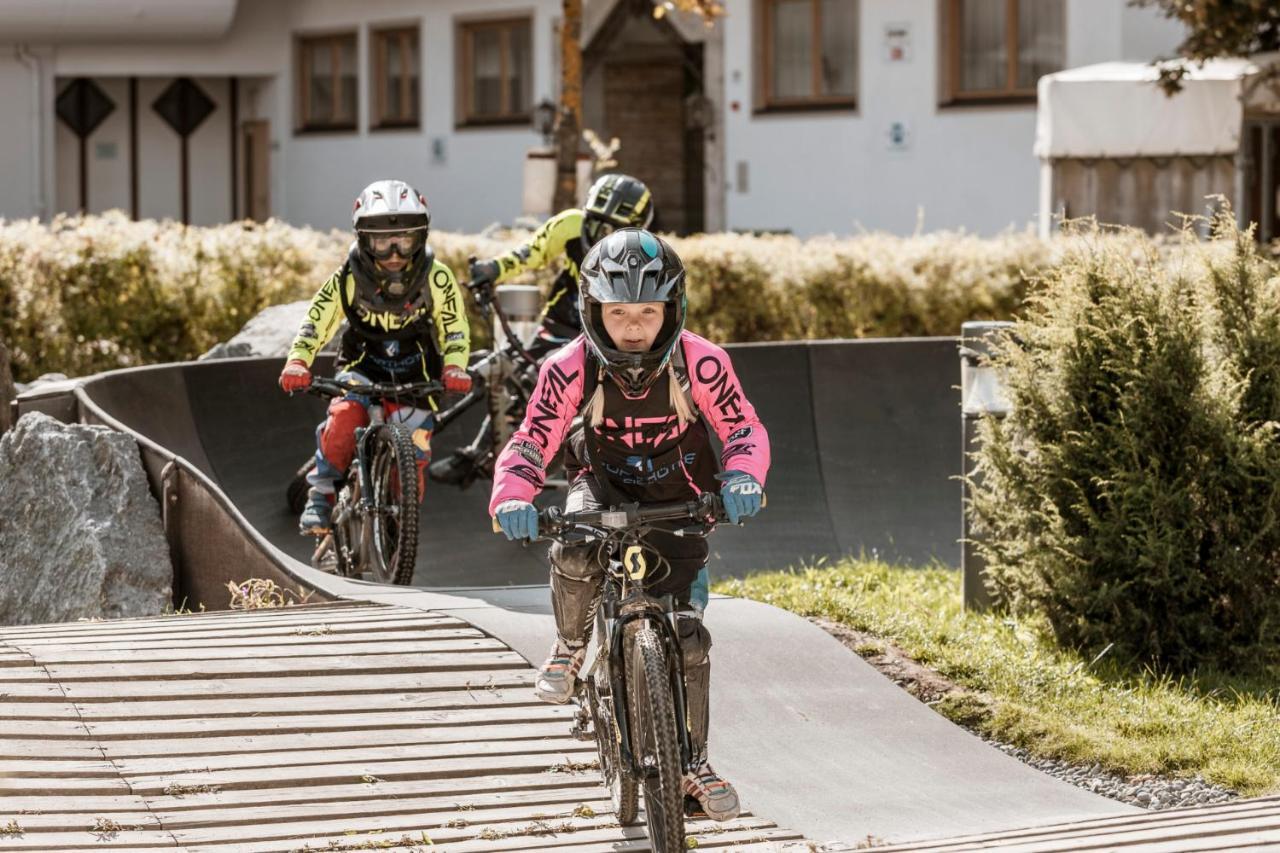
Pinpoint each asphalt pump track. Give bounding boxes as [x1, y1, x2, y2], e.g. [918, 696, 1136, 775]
[30, 342, 1138, 846]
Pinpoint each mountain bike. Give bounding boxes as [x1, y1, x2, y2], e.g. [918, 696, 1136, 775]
[285, 276, 546, 512]
[521, 492, 747, 852]
[299, 377, 442, 585]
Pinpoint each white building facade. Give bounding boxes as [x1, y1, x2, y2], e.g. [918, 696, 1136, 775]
[0, 0, 1186, 236]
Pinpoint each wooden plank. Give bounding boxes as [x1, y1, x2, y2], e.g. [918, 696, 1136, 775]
[0, 741, 103, 759]
[146, 771, 604, 812]
[0, 603, 392, 635]
[55, 669, 537, 701]
[112, 735, 592, 775]
[155, 788, 609, 829]
[868, 797, 1280, 851]
[0, 702, 83, 721]
[0, 811, 159, 832]
[184, 818, 796, 853]
[0, 776, 132, 795]
[79, 695, 559, 731]
[0, 828, 181, 849]
[0, 758, 119, 777]
[41, 650, 527, 681]
[1, 610, 445, 641]
[4, 618, 476, 649]
[0, 683, 98, 700]
[169, 805, 627, 845]
[0, 720, 95, 738]
[100, 720, 574, 759]
[20, 626, 481, 651]
[124, 749, 598, 794]
[18, 630, 494, 655]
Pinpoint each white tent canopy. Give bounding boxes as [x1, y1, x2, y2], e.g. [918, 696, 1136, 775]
[1034, 59, 1259, 159]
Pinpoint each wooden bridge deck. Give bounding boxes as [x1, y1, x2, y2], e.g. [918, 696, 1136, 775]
[0, 602, 804, 852]
[869, 795, 1280, 852]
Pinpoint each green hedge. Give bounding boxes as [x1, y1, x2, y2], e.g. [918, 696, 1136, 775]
[968, 215, 1280, 674]
[0, 212, 1041, 382]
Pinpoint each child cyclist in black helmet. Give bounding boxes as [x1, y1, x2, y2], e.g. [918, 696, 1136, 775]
[279, 179, 472, 536]
[429, 173, 655, 485]
[488, 228, 770, 821]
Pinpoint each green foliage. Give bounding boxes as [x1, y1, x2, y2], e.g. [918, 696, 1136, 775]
[0, 213, 1040, 382]
[969, 214, 1280, 674]
[717, 560, 1280, 794]
[1131, 0, 1280, 93]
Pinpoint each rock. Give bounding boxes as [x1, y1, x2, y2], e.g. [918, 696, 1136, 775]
[0, 412, 172, 625]
[199, 300, 343, 360]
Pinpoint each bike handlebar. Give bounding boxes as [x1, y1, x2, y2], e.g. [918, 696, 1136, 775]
[304, 377, 445, 400]
[489, 492, 766, 541]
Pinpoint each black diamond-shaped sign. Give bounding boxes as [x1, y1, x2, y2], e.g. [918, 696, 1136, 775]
[152, 78, 215, 137]
[56, 78, 115, 138]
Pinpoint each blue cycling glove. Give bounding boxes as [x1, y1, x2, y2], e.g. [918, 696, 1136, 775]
[494, 500, 538, 541]
[716, 470, 763, 525]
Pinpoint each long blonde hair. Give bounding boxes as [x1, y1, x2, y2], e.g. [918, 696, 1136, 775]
[587, 361, 695, 428]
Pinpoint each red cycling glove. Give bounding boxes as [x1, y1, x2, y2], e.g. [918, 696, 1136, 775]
[279, 359, 312, 393]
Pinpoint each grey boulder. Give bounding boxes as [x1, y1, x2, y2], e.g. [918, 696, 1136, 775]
[200, 300, 342, 360]
[0, 412, 173, 625]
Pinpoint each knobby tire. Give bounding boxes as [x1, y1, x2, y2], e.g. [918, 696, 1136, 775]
[368, 424, 419, 586]
[627, 623, 685, 852]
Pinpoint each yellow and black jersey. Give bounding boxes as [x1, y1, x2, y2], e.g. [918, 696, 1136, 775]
[287, 254, 470, 381]
[494, 208, 586, 341]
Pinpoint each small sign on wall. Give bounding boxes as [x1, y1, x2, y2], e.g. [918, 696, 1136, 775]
[887, 121, 911, 152]
[884, 23, 912, 63]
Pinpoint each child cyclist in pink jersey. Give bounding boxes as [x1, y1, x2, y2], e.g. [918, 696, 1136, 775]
[488, 228, 769, 821]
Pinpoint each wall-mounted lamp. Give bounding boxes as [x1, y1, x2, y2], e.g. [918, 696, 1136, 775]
[532, 98, 557, 146]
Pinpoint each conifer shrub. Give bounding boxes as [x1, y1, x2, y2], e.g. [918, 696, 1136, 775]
[969, 215, 1280, 673]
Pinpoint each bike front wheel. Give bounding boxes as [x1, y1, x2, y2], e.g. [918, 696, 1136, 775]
[626, 622, 685, 852]
[365, 424, 419, 585]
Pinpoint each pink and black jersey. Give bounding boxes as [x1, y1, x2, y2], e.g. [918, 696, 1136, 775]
[489, 331, 770, 513]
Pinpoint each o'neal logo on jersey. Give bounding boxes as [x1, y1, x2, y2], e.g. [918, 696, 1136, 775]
[597, 414, 683, 450]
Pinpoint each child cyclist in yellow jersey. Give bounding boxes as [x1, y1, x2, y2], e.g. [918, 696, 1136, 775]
[488, 229, 769, 821]
[279, 179, 471, 535]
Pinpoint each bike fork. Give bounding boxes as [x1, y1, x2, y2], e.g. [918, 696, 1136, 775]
[608, 610, 696, 777]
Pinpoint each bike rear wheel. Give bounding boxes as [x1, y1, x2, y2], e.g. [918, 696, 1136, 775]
[626, 622, 685, 852]
[365, 424, 419, 585]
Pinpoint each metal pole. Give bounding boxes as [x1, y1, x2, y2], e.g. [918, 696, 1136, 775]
[960, 320, 1014, 611]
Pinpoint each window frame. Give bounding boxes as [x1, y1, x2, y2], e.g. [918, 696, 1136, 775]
[455, 16, 534, 129]
[756, 0, 859, 114]
[371, 24, 421, 130]
[295, 30, 359, 133]
[940, 0, 1063, 107]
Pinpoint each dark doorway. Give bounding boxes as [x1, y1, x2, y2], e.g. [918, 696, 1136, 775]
[1243, 117, 1280, 242]
[588, 4, 706, 235]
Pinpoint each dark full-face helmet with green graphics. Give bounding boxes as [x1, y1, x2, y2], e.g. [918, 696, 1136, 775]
[581, 174, 655, 253]
[578, 228, 686, 396]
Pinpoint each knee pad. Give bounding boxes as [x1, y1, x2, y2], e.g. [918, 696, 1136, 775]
[550, 542, 600, 582]
[319, 398, 369, 472]
[676, 614, 712, 669]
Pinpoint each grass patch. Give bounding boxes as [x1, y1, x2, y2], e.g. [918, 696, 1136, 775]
[714, 559, 1280, 796]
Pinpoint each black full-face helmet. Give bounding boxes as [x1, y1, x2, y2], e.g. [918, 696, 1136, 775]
[581, 173, 655, 253]
[578, 228, 686, 396]
[349, 179, 432, 310]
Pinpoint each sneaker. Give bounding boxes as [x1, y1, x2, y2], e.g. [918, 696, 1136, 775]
[298, 488, 333, 535]
[682, 761, 740, 822]
[534, 640, 587, 704]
